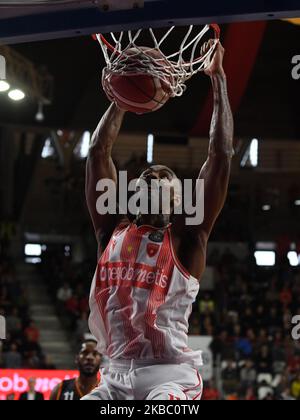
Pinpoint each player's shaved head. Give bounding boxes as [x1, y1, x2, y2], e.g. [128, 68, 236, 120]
[140, 165, 178, 181]
[81, 339, 98, 350]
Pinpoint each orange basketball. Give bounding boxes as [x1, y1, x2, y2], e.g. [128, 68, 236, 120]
[103, 48, 172, 115]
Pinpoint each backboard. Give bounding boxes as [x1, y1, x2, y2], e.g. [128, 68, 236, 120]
[0, 0, 300, 44]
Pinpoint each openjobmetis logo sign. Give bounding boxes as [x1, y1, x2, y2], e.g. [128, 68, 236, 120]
[0, 54, 6, 80]
[0, 315, 6, 340]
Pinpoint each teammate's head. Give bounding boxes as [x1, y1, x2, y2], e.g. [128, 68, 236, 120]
[76, 339, 102, 377]
[136, 165, 181, 217]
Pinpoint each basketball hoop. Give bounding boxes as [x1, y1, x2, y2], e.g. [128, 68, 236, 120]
[94, 24, 220, 99]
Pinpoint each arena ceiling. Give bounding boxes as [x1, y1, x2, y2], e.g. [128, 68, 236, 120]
[0, 19, 299, 139]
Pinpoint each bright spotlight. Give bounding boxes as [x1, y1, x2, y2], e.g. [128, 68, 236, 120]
[288, 251, 299, 267]
[147, 134, 154, 164]
[25, 243, 42, 257]
[8, 89, 25, 101]
[255, 251, 276, 267]
[35, 102, 45, 122]
[0, 81, 10, 92]
[262, 205, 271, 211]
[250, 138, 259, 167]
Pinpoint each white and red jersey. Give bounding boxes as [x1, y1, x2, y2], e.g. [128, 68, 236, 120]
[88, 223, 203, 367]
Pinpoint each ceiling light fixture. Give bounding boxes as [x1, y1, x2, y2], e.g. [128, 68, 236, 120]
[8, 88, 25, 101]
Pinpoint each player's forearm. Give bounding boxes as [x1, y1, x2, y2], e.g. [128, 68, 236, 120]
[208, 73, 234, 158]
[89, 103, 126, 158]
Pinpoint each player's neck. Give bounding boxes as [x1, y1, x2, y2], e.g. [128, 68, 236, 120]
[78, 375, 98, 390]
[136, 214, 170, 229]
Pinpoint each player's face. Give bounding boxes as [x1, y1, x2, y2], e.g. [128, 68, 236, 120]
[28, 378, 36, 392]
[137, 165, 180, 215]
[77, 342, 102, 377]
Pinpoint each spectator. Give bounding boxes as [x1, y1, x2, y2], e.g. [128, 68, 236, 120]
[19, 378, 44, 401]
[291, 372, 300, 400]
[256, 345, 273, 374]
[78, 295, 89, 314]
[65, 294, 79, 317]
[57, 282, 72, 303]
[244, 386, 256, 401]
[222, 360, 239, 395]
[275, 373, 292, 399]
[272, 331, 286, 364]
[24, 321, 40, 343]
[6, 307, 22, 335]
[234, 328, 253, 359]
[202, 381, 220, 400]
[241, 307, 255, 332]
[280, 286, 292, 309]
[283, 308, 292, 333]
[199, 294, 215, 315]
[267, 307, 283, 334]
[257, 328, 269, 347]
[240, 359, 257, 388]
[279, 387, 296, 400]
[40, 355, 56, 370]
[3, 343, 22, 368]
[257, 380, 274, 401]
[76, 312, 90, 341]
[255, 305, 267, 330]
[211, 331, 235, 360]
[189, 316, 201, 335]
[25, 352, 42, 369]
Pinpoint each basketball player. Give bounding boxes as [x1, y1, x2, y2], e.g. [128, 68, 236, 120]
[83, 41, 233, 400]
[50, 340, 101, 400]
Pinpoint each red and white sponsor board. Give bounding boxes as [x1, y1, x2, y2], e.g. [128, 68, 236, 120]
[0, 369, 78, 400]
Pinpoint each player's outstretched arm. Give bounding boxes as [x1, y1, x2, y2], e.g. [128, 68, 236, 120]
[86, 103, 126, 252]
[198, 42, 234, 239]
[178, 42, 234, 281]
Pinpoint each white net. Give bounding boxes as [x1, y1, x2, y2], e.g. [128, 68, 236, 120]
[95, 24, 220, 98]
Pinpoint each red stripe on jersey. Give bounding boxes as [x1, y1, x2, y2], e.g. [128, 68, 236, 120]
[183, 370, 203, 400]
[192, 391, 203, 400]
[169, 394, 181, 400]
[95, 246, 112, 355]
[118, 226, 145, 358]
[117, 285, 145, 358]
[144, 232, 174, 358]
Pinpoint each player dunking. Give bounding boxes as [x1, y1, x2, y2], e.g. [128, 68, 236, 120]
[50, 340, 101, 400]
[82, 41, 233, 400]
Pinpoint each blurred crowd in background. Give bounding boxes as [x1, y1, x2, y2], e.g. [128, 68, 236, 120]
[0, 223, 54, 370]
